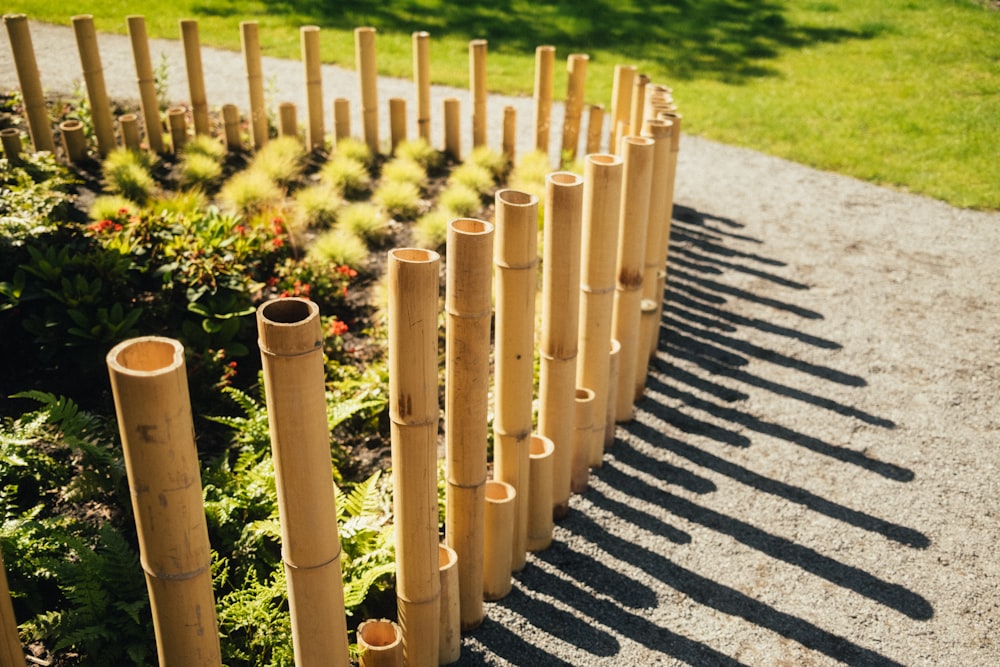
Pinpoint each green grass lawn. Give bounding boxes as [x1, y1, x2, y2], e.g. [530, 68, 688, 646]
[5, 0, 999, 208]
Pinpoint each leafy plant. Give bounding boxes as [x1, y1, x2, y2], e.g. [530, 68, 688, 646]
[101, 148, 157, 204]
[0, 151, 79, 247]
[373, 180, 422, 221]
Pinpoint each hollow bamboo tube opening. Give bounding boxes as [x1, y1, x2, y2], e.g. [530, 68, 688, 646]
[59, 119, 87, 163]
[301, 26, 325, 150]
[539, 171, 584, 519]
[571, 387, 596, 493]
[443, 97, 461, 161]
[502, 105, 517, 162]
[126, 16, 164, 154]
[612, 136, 654, 423]
[483, 480, 516, 601]
[4, 14, 55, 152]
[608, 65, 636, 153]
[1, 548, 24, 667]
[469, 39, 487, 148]
[358, 619, 403, 667]
[241, 21, 268, 151]
[604, 338, 622, 449]
[527, 434, 555, 551]
[413, 31, 431, 142]
[533, 45, 555, 154]
[561, 53, 589, 160]
[180, 19, 210, 136]
[493, 188, 539, 573]
[438, 544, 461, 665]
[222, 103, 241, 151]
[106, 337, 222, 666]
[279, 102, 298, 139]
[445, 217, 493, 632]
[334, 98, 351, 143]
[118, 113, 140, 151]
[389, 97, 406, 152]
[73, 15, 116, 156]
[356, 27, 380, 154]
[388, 248, 441, 667]
[586, 104, 605, 155]
[257, 298, 350, 667]
[168, 106, 188, 153]
[1, 128, 21, 161]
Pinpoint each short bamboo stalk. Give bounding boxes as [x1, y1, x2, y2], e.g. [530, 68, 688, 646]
[445, 218, 494, 631]
[443, 97, 461, 160]
[0, 548, 23, 667]
[106, 337, 221, 667]
[1, 128, 21, 161]
[357, 620, 404, 667]
[526, 434, 555, 551]
[168, 106, 187, 153]
[586, 104, 604, 155]
[279, 102, 297, 138]
[126, 16, 163, 153]
[604, 338, 621, 450]
[241, 21, 268, 150]
[180, 19, 210, 136]
[561, 53, 589, 160]
[300, 25, 325, 149]
[637, 298, 658, 397]
[356, 27, 380, 153]
[3, 14, 55, 152]
[73, 15, 116, 156]
[482, 480, 516, 601]
[502, 105, 517, 162]
[608, 65, 636, 153]
[60, 119, 87, 163]
[612, 136, 654, 422]
[388, 248, 442, 667]
[413, 31, 432, 142]
[469, 39, 487, 148]
[533, 45, 555, 153]
[438, 544, 461, 665]
[119, 113, 141, 151]
[539, 172, 584, 518]
[389, 97, 406, 152]
[571, 388, 596, 493]
[493, 189, 539, 572]
[222, 103, 241, 151]
[256, 298, 351, 667]
[334, 98, 351, 142]
[576, 153, 623, 471]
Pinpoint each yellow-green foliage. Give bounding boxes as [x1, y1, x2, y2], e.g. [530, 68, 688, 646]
[150, 190, 209, 217]
[373, 180, 422, 221]
[380, 157, 426, 188]
[184, 134, 227, 161]
[412, 210, 450, 251]
[101, 148, 156, 204]
[335, 137, 374, 167]
[249, 136, 306, 186]
[294, 182, 343, 229]
[394, 137, 443, 171]
[438, 183, 483, 218]
[339, 202, 391, 246]
[88, 194, 138, 222]
[180, 152, 223, 190]
[307, 227, 369, 269]
[467, 145, 509, 181]
[320, 154, 372, 200]
[448, 162, 494, 196]
[219, 169, 284, 215]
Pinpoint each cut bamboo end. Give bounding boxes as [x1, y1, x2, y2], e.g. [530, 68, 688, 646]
[1, 128, 21, 161]
[527, 434, 555, 551]
[571, 388, 596, 493]
[180, 19, 210, 136]
[438, 544, 461, 665]
[301, 25, 325, 150]
[355, 27, 380, 154]
[358, 619, 404, 667]
[168, 106, 188, 153]
[334, 97, 351, 142]
[222, 103, 241, 151]
[59, 119, 87, 163]
[389, 97, 407, 152]
[413, 31, 432, 142]
[605, 338, 622, 449]
[533, 45, 555, 153]
[4, 14, 56, 152]
[483, 480, 516, 601]
[443, 97, 461, 161]
[118, 113, 141, 151]
[279, 102, 298, 139]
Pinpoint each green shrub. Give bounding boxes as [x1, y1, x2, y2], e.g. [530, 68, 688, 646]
[320, 154, 372, 200]
[467, 145, 509, 181]
[88, 194, 138, 222]
[373, 180, 422, 221]
[335, 136, 374, 167]
[438, 183, 483, 218]
[180, 151, 224, 190]
[448, 162, 494, 196]
[380, 156, 426, 188]
[394, 137, 443, 171]
[339, 202, 391, 246]
[249, 136, 306, 186]
[308, 227, 369, 269]
[100, 148, 156, 204]
[293, 182, 344, 229]
[0, 151, 78, 247]
[219, 169, 285, 216]
[412, 209, 450, 250]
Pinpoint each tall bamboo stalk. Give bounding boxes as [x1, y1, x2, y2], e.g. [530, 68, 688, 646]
[278, 102, 297, 138]
[256, 298, 350, 667]
[119, 113, 140, 151]
[356, 27, 380, 153]
[1, 128, 21, 161]
[106, 337, 221, 667]
[586, 104, 604, 155]
[445, 217, 494, 632]
[241, 21, 268, 150]
[438, 544, 461, 665]
[493, 189, 539, 572]
[502, 105, 517, 162]
[301, 26, 325, 150]
[334, 98, 351, 142]
[533, 45, 555, 154]
[413, 31, 431, 142]
[388, 248, 442, 667]
[539, 171, 584, 518]
[443, 97, 461, 160]
[561, 53, 589, 160]
[3, 14, 55, 152]
[357, 620, 403, 667]
[611, 136, 654, 422]
[577, 153, 623, 473]
[652, 111, 682, 357]
[126, 16, 164, 153]
[0, 548, 23, 667]
[608, 65, 636, 153]
[469, 39, 488, 148]
[222, 104, 241, 151]
[389, 97, 406, 152]
[628, 74, 650, 145]
[482, 480, 515, 601]
[180, 19, 210, 136]
[571, 388, 596, 493]
[167, 106, 187, 153]
[526, 434, 555, 551]
[73, 15, 116, 156]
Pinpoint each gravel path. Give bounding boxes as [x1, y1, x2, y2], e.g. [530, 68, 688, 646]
[3, 20, 999, 667]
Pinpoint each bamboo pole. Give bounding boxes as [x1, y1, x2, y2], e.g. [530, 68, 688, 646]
[119, 113, 141, 151]
[256, 298, 350, 667]
[608, 65, 636, 153]
[444, 218, 493, 632]
[526, 434, 555, 551]
[180, 19, 210, 136]
[0, 548, 23, 667]
[628, 74, 651, 145]
[106, 337, 221, 667]
[438, 544, 460, 665]
[299, 25, 325, 150]
[639, 117, 674, 369]
[241, 21, 268, 151]
[358, 620, 404, 667]
[637, 298, 658, 395]
[502, 105, 517, 162]
[604, 338, 621, 450]
[356, 27, 380, 154]
[278, 102, 297, 138]
[533, 45, 555, 154]
[413, 31, 431, 142]
[652, 111, 682, 358]
[576, 153, 623, 473]
[334, 98, 351, 142]
[126, 15, 164, 153]
[222, 103, 241, 151]
[561, 53, 589, 161]
[443, 97, 461, 160]
[60, 119, 87, 163]
[1, 128, 21, 161]
[539, 171, 584, 518]
[167, 106, 188, 153]
[586, 104, 604, 155]
[571, 388, 596, 493]
[73, 15, 116, 156]
[388, 248, 442, 667]
[3, 14, 55, 152]
[493, 189, 539, 572]
[611, 136, 654, 422]
[389, 97, 406, 152]
[482, 480, 516, 601]
[469, 39, 487, 148]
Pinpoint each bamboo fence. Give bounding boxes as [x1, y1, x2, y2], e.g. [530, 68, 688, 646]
[3, 14, 55, 152]
[126, 15, 165, 153]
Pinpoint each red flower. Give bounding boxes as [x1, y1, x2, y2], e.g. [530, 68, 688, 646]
[329, 319, 349, 336]
[272, 237, 285, 248]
